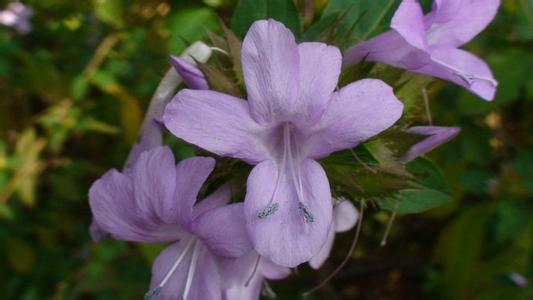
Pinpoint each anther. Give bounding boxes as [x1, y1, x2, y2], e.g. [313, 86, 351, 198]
[144, 287, 162, 300]
[298, 202, 314, 223]
[257, 203, 279, 219]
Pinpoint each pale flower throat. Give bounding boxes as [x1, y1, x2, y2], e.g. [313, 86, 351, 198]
[144, 237, 201, 300]
[256, 123, 315, 223]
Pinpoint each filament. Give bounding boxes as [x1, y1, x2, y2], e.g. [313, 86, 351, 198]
[380, 201, 399, 246]
[302, 200, 366, 297]
[245, 255, 262, 287]
[160, 238, 195, 287]
[182, 240, 201, 300]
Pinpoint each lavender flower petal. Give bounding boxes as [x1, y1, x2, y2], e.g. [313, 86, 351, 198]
[244, 159, 332, 267]
[170, 56, 209, 90]
[241, 19, 300, 124]
[307, 79, 403, 159]
[400, 126, 460, 163]
[344, 0, 500, 100]
[192, 203, 253, 258]
[163, 89, 268, 164]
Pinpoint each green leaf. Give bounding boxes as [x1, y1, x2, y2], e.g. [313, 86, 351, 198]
[92, 0, 124, 28]
[7, 238, 36, 273]
[378, 189, 451, 214]
[434, 205, 492, 298]
[167, 7, 218, 54]
[231, 0, 300, 38]
[493, 201, 528, 245]
[320, 0, 399, 46]
[407, 157, 450, 193]
[221, 24, 244, 85]
[378, 157, 452, 214]
[197, 62, 242, 96]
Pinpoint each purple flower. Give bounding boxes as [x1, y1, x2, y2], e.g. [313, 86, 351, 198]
[0, 2, 33, 34]
[89, 146, 252, 300]
[309, 198, 359, 269]
[221, 251, 290, 299]
[344, 0, 500, 101]
[400, 126, 460, 163]
[89, 42, 213, 242]
[163, 19, 403, 267]
[170, 56, 209, 90]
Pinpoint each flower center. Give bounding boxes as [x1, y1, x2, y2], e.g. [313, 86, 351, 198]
[144, 237, 201, 300]
[256, 123, 314, 223]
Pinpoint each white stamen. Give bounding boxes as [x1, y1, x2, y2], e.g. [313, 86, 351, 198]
[182, 240, 201, 300]
[210, 46, 229, 55]
[158, 237, 195, 288]
[380, 201, 399, 247]
[283, 124, 315, 223]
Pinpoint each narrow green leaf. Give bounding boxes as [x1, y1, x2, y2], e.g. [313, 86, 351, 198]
[231, 0, 300, 38]
[378, 188, 451, 214]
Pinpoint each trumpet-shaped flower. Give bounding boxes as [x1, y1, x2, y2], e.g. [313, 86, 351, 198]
[163, 19, 403, 267]
[344, 0, 500, 101]
[89, 146, 252, 300]
[89, 43, 214, 242]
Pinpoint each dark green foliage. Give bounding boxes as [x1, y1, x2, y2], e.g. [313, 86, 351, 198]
[0, 0, 532, 299]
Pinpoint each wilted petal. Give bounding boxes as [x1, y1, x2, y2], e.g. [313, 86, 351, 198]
[163, 89, 268, 164]
[400, 126, 460, 163]
[244, 159, 332, 267]
[307, 79, 403, 158]
[420, 47, 497, 100]
[175, 156, 216, 228]
[297, 42, 342, 123]
[428, 0, 500, 47]
[170, 56, 209, 90]
[241, 19, 300, 124]
[193, 203, 253, 258]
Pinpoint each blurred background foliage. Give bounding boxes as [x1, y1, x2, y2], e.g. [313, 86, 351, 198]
[0, 0, 531, 299]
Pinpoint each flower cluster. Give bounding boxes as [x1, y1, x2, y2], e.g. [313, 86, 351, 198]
[88, 1, 499, 298]
[0, 2, 33, 34]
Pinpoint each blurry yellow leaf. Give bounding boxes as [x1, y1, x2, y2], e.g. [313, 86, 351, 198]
[0, 203, 14, 220]
[91, 71, 142, 144]
[0, 129, 46, 206]
[92, 0, 124, 28]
